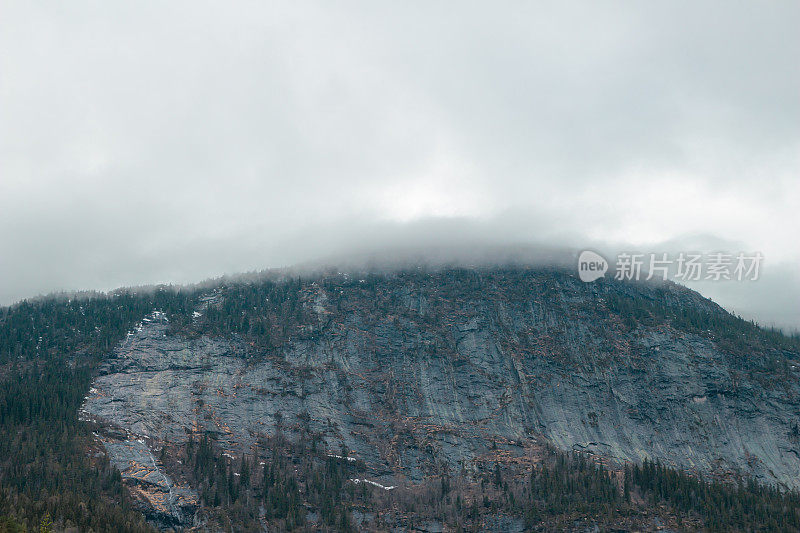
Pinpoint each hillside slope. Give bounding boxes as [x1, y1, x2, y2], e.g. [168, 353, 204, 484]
[76, 266, 800, 529]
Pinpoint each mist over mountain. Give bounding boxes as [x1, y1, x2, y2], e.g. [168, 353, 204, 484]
[2, 1, 798, 531]
[2, 1, 798, 329]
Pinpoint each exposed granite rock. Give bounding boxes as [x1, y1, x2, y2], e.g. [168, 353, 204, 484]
[82, 269, 800, 528]
[103, 438, 199, 529]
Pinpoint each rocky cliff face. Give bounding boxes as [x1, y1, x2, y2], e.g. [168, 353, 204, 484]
[81, 267, 800, 527]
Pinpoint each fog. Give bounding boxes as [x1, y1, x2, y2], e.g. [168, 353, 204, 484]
[1, 2, 798, 330]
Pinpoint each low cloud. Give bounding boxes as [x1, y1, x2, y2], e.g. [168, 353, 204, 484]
[1, 2, 797, 330]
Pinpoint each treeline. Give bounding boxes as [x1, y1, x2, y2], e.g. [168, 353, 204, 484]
[521, 450, 800, 531]
[173, 278, 307, 349]
[604, 288, 800, 367]
[175, 427, 800, 532]
[526, 452, 620, 523]
[182, 267, 558, 353]
[629, 459, 800, 531]
[0, 288, 196, 364]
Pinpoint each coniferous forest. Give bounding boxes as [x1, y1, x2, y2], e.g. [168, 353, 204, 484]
[0, 289, 194, 532]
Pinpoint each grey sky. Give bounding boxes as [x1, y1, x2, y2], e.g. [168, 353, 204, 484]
[1, 2, 798, 329]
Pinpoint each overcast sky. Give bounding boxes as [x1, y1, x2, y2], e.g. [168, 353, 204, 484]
[1, 2, 798, 329]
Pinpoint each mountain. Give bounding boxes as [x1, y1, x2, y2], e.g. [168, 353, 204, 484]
[2, 265, 800, 532]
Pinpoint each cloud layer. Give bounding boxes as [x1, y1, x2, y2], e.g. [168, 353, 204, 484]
[1, 2, 798, 328]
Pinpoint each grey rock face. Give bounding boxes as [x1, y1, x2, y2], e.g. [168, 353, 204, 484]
[101, 438, 199, 528]
[83, 269, 800, 520]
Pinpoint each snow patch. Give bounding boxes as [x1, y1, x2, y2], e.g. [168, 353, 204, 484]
[327, 454, 356, 462]
[351, 478, 395, 490]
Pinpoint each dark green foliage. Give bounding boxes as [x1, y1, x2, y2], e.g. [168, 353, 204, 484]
[0, 288, 196, 531]
[0, 288, 195, 365]
[522, 449, 800, 532]
[629, 459, 800, 532]
[526, 452, 620, 523]
[176, 278, 306, 349]
[0, 516, 25, 533]
[181, 432, 360, 531]
[604, 285, 800, 371]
